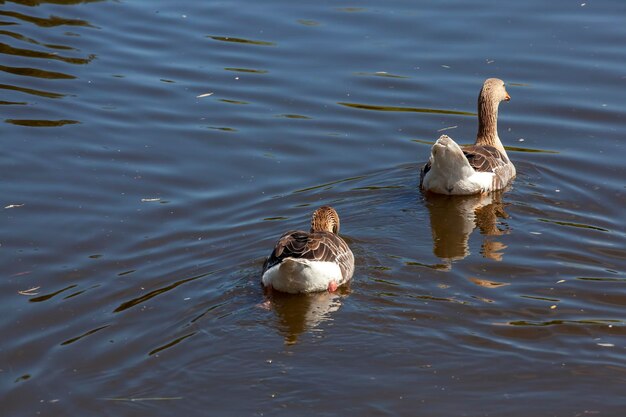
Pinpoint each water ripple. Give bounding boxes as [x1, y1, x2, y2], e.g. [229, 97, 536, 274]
[6, 119, 79, 126]
[0, 10, 95, 28]
[0, 42, 95, 64]
[0, 64, 75, 79]
[0, 82, 65, 98]
[208, 35, 275, 46]
[338, 101, 476, 115]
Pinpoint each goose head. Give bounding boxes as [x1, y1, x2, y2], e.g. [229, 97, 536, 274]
[476, 78, 511, 149]
[480, 78, 510, 104]
[310, 206, 340, 234]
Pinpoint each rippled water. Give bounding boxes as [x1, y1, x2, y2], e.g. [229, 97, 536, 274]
[2, 0, 625, 415]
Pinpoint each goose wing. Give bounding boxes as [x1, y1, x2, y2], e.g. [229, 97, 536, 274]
[463, 145, 514, 189]
[419, 160, 431, 188]
[263, 230, 355, 280]
[462, 145, 508, 172]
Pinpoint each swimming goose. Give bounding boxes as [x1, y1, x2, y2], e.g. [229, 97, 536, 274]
[262, 206, 355, 294]
[420, 78, 516, 195]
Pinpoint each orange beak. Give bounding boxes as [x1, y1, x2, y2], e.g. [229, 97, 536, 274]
[504, 91, 511, 101]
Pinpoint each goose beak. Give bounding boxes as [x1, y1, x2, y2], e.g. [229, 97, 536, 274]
[504, 91, 511, 101]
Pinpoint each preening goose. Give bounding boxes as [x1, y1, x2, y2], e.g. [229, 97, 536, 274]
[262, 206, 355, 294]
[420, 78, 516, 195]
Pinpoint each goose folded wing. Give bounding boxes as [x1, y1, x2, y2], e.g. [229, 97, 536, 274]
[463, 145, 509, 172]
[463, 145, 514, 190]
[263, 231, 354, 278]
[419, 160, 432, 188]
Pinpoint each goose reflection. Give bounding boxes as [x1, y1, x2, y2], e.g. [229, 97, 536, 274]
[424, 190, 510, 262]
[264, 288, 349, 345]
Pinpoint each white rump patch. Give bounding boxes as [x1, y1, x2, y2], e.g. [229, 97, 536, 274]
[422, 136, 496, 195]
[262, 258, 343, 294]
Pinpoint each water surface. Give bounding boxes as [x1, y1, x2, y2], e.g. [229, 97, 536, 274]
[2, 0, 625, 415]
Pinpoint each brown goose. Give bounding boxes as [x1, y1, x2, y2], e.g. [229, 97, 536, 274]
[262, 206, 355, 294]
[420, 78, 516, 195]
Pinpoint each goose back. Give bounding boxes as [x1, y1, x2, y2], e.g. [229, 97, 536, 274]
[263, 230, 355, 282]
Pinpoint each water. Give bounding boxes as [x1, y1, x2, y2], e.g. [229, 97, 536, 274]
[2, 0, 625, 415]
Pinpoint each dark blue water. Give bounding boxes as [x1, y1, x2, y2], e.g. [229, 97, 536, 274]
[2, 1, 625, 415]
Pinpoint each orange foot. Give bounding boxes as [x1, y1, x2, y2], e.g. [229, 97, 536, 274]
[327, 280, 338, 292]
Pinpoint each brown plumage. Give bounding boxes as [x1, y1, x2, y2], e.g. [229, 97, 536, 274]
[310, 205, 340, 234]
[461, 144, 515, 191]
[420, 78, 516, 195]
[262, 206, 354, 293]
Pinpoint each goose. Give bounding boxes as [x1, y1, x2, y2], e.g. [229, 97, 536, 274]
[420, 78, 516, 195]
[262, 206, 354, 294]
